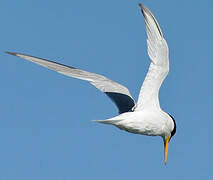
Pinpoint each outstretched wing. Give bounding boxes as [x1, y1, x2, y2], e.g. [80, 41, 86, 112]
[135, 4, 169, 111]
[6, 52, 135, 114]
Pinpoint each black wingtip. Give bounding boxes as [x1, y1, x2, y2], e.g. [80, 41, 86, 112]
[5, 51, 17, 56]
[138, 3, 146, 10]
[138, 3, 144, 11]
[138, 3, 164, 38]
[138, 3, 146, 17]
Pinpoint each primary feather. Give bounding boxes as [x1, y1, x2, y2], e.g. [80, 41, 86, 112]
[135, 4, 169, 111]
[5, 52, 135, 114]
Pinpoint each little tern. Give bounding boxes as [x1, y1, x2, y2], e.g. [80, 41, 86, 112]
[6, 4, 176, 163]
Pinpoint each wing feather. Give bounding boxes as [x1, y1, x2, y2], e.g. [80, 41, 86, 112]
[135, 4, 169, 111]
[6, 52, 135, 114]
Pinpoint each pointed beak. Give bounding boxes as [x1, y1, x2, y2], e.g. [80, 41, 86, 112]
[164, 136, 170, 164]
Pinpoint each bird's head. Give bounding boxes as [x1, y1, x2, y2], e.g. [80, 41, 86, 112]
[163, 114, 176, 164]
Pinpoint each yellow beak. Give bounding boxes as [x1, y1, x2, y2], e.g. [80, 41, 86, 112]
[164, 136, 170, 164]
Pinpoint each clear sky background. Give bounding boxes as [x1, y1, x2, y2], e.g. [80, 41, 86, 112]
[1, 0, 212, 179]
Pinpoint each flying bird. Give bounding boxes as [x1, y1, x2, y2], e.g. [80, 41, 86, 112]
[6, 4, 176, 163]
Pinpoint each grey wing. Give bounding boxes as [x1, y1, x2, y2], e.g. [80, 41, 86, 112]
[135, 4, 169, 111]
[6, 52, 135, 114]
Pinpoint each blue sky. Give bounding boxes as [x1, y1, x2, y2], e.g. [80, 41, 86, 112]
[1, 0, 213, 179]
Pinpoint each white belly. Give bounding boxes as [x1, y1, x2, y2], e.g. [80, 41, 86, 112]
[106, 110, 170, 137]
